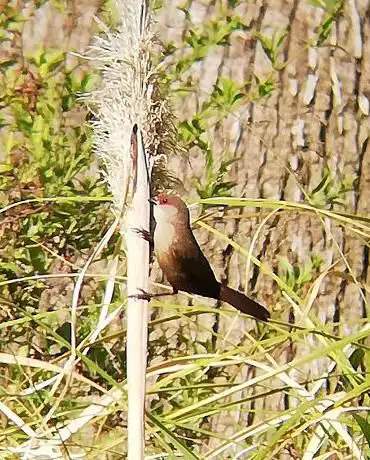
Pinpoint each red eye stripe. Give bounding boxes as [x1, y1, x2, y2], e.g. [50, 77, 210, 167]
[158, 195, 168, 205]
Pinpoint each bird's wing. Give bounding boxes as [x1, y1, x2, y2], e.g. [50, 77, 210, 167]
[163, 230, 220, 297]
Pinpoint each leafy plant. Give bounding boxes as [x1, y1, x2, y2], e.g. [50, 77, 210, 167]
[255, 29, 287, 70]
[196, 157, 238, 200]
[254, 74, 276, 100]
[278, 254, 323, 295]
[172, 14, 247, 78]
[309, 0, 343, 46]
[0, 15, 114, 347]
[203, 77, 245, 114]
[177, 116, 208, 150]
[353, 413, 370, 450]
[309, 0, 342, 14]
[308, 166, 356, 208]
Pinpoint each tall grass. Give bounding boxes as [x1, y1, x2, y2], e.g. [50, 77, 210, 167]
[0, 197, 368, 457]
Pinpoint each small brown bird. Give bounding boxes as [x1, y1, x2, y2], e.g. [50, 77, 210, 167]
[147, 194, 270, 322]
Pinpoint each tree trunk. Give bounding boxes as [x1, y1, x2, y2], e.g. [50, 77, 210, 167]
[159, 0, 369, 454]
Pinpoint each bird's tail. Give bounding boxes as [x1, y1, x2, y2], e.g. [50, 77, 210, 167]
[219, 285, 270, 321]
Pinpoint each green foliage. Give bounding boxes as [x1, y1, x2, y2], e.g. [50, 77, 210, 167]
[0, 1, 368, 458]
[204, 77, 245, 114]
[278, 254, 323, 295]
[177, 116, 208, 151]
[309, 0, 343, 46]
[308, 166, 356, 207]
[315, 15, 335, 46]
[0, 2, 25, 40]
[227, 0, 242, 7]
[255, 29, 287, 70]
[98, 0, 121, 30]
[353, 413, 370, 450]
[196, 156, 238, 200]
[177, 111, 238, 200]
[170, 14, 248, 79]
[309, 0, 342, 14]
[254, 74, 276, 99]
[0, 13, 114, 344]
[164, 4, 281, 202]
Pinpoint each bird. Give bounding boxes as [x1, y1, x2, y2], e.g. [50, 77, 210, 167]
[137, 194, 270, 322]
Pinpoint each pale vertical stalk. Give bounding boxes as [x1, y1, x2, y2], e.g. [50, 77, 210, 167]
[125, 129, 150, 459]
[89, 1, 156, 457]
[88, 0, 176, 453]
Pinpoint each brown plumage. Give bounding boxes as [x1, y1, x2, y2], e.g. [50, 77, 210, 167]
[152, 194, 270, 322]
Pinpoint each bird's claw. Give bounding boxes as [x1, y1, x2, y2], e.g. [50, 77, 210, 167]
[133, 227, 152, 243]
[128, 288, 152, 302]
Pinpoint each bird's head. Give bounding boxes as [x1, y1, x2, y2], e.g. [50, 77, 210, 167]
[151, 194, 190, 225]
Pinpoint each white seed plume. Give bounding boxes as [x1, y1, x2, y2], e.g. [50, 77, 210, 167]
[89, 0, 160, 213]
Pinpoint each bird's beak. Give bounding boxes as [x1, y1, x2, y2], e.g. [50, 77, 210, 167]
[148, 197, 157, 206]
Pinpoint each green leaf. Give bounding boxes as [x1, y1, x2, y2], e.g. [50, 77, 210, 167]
[28, 246, 46, 272]
[0, 262, 20, 274]
[349, 348, 365, 370]
[29, 46, 45, 67]
[353, 414, 370, 448]
[255, 75, 275, 99]
[147, 412, 199, 459]
[255, 29, 287, 69]
[316, 16, 334, 46]
[255, 32, 272, 57]
[311, 168, 330, 195]
[0, 163, 13, 173]
[45, 50, 65, 70]
[227, 0, 241, 7]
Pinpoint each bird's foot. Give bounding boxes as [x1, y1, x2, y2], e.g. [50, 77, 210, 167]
[128, 288, 178, 301]
[133, 227, 153, 243]
[128, 288, 152, 301]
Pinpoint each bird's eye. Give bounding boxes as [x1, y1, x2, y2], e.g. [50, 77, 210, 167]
[160, 197, 168, 204]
